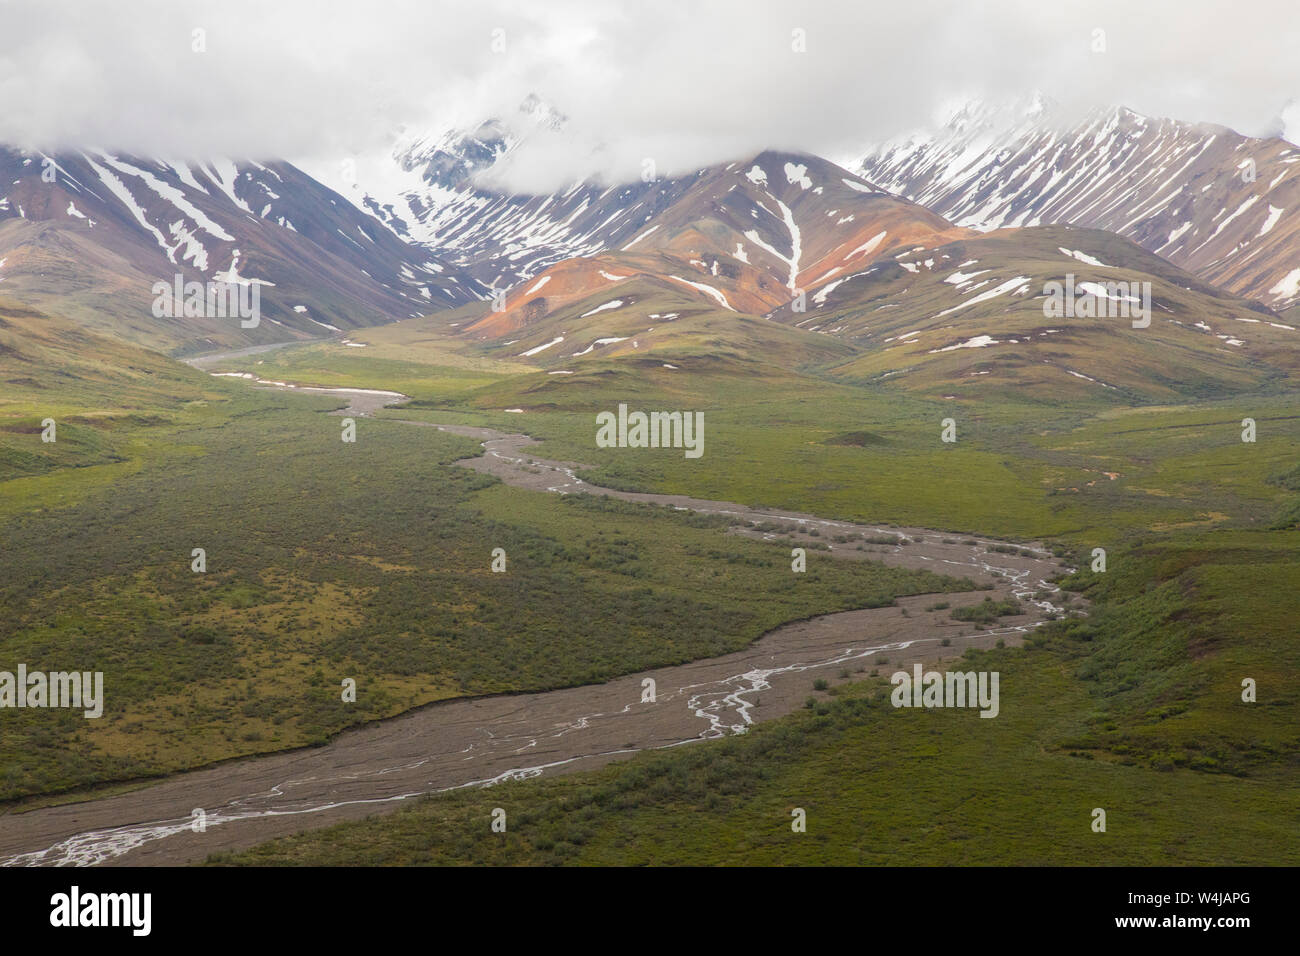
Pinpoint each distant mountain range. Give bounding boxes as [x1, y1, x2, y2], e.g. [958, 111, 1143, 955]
[854, 96, 1300, 313]
[2, 93, 1297, 404]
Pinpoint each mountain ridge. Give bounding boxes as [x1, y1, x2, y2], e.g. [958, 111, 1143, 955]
[854, 98, 1300, 311]
[0, 146, 487, 353]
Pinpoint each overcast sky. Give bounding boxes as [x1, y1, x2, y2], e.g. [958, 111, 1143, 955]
[2, 0, 1298, 192]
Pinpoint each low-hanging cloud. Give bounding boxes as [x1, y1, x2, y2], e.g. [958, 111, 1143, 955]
[1, 0, 1298, 194]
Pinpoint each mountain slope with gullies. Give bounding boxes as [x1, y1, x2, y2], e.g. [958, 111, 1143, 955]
[404, 127, 1294, 405]
[765, 223, 1295, 402]
[414, 149, 970, 357]
[325, 97, 971, 298]
[853, 97, 1300, 312]
[0, 147, 486, 354]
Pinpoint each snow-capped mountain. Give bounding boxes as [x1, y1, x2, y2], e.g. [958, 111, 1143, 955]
[319, 98, 971, 315]
[316, 95, 590, 288]
[7, 92, 1298, 369]
[438, 148, 973, 341]
[854, 98, 1300, 311]
[0, 147, 486, 352]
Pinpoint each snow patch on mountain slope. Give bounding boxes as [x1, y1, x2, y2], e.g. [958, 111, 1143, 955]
[1059, 247, 1110, 267]
[1269, 268, 1300, 299]
[930, 334, 1000, 352]
[572, 336, 629, 355]
[784, 162, 812, 189]
[936, 276, 1032, 316]
[580, 299, 624, 317]
[667, 275, 734, 310]
[85, 154, 176, 262]
[520, 335, 564, 357]
[847, 230, 887, 261]
[1260, 205, 1284, 236]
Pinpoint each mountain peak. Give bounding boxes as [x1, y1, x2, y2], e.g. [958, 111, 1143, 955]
[855, 99, 1300, 309]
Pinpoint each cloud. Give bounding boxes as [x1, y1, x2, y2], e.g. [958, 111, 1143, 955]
[2, 0, 1298, 193]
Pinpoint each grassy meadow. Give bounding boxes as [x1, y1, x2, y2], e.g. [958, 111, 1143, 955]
[0, 352, 964, 802]
[3, 307, 1297, 864]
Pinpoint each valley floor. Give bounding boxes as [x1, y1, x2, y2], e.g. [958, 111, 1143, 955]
[1, 404, 1063, 865]
[3, 331, 1297, 866]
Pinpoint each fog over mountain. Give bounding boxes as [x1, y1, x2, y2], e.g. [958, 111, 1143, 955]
[2, 0, 1298, 193]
